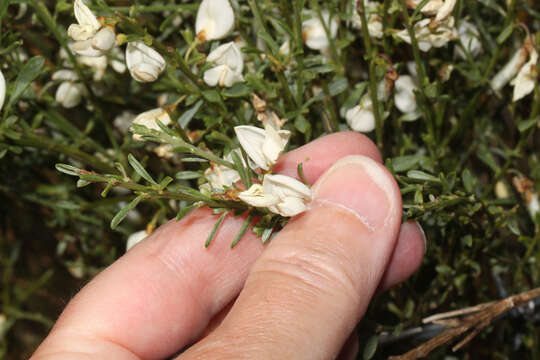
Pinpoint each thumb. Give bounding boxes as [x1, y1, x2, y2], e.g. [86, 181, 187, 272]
[181, 155, 402, 360]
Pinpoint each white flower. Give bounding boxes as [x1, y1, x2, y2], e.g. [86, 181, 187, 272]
[126, 230, 148, 251]
[406, 0, 456, 21]
[203, 42, 244, 87]
[131, 108, 172, 141]
[280, 38, 291, 55]
[126, 41, 166, 83]
[455, 21, 483, 60]
[350, 1, 384, 39]
[113, 111, 136, 133]
[346, 79, 393, 132]
[68, 0, 115, 57]
[528, 192, 540, 220]
[196, 0, 235, 42]
[512, 46, 538, 102]
[0, 69, 5, 112]
[110, 46, 127, 74]
[234, 122, 291, 171]
[52, 70, 87, 108]
[491, 45, 529, 91]
[239, 175, 312, 217]
[394, 75, 420, 118]
[302, 10, 339, 51]
[238, 184, 279, 208]
[78, 55, 108, 81]
[202, 150, 243, 191]
[396, 17, 457, 52]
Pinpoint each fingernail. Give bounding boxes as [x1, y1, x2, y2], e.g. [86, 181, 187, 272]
[312, 155, 398, 231]
[415, 221, 427, 254]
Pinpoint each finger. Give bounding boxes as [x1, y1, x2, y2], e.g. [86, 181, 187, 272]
[379, 220, 426, 291]
[197, 222, 426, 341]
[181, 155, 403, 359]
[32, 132, 382, 360]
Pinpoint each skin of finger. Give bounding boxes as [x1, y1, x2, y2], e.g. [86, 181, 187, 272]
[379, 220, 426, 291]
[31, 132, 383, 360]
[180, 159, 403, 360]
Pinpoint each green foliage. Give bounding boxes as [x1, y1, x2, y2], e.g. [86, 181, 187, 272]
[0, 0, 539, 358]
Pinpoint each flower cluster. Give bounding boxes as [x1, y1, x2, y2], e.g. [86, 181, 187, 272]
[201, 106, 312, 218]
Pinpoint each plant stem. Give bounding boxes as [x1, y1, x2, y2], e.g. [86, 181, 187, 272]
[8, 132, 116, 174]
[358, 1, 384, 149]
[293, 0, 305, 106]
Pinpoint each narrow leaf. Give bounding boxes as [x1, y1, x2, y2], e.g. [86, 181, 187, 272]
[111, 195, 144, 229]
[205, 212, 228, 247]
[7, 56, 45, 110]
[178, 100, 203, 128]
[231, 214, 253, 248]
[128, 154, 157, 185]
[231, 150, 251, 188]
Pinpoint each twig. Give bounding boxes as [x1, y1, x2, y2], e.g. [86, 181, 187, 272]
[389, 287, 540, 360]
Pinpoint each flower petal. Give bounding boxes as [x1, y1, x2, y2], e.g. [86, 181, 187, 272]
[234, 125, 268, 170]
[239, 184, 280, 208]
[73, 0, 100, 32]
[195, 0, 235, 41]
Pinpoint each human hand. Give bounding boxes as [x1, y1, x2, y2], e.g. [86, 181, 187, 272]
[31, 132, 426, 360]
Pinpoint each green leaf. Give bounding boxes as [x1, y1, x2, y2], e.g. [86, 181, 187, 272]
[261, 227, 274, 244]
[462, 169, 475, 193]
[128, 154, 157, 185]
[391, 155, 421, 172]
[231, 214, 253, 248]
[297, 162, 310, 186]
[55, 164, 81, 177]
[178, 100, 203, 129]
[328, 77, 348, 97]
[407, 170, 441, 183]
[206, 212, 228, 247]
[496, 24, 514, 45]
[231, 150, 251, 188]
[111, 195, 144, 229]
[7, 56, 45, 110]
[223, 83, 252, 98]
[518, 117, 539, 133]
[202, 90, 222, 103]
[363, 335, 379, 360]
[175, 171, 202, 180]
[294, 115, 311, 134]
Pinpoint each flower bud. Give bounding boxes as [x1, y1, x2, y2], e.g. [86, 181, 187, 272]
[55, 82, 85, 108]
[52, 70, 87, 108]
[196, 0, 235, 42]
[126, 41, 166, 83]
[92, 27, 115, 52]
[394, 75, 419, 115]
[203, 42, 244, 87]
[131, 108, 172, 141]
